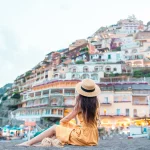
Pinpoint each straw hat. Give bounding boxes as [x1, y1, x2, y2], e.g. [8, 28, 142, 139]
[75, 79, 100, 97]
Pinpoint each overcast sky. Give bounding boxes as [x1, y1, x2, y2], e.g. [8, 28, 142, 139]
[0, 0, 150, 87]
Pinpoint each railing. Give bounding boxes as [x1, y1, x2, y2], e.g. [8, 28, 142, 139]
[114, 100, 131, 103]
[64, 93, 75, 96]
[100, 102, 111, 105]
[15, 113, 63, 119]
[43, 94, 49, 97]
[51, 93, 63, 95]
[69, 71, 101, 73]
[26, 103, 49, 108]
[132, 102, 148, 105]
[100, 77, 150, 83]
[23, 95, 49, 101]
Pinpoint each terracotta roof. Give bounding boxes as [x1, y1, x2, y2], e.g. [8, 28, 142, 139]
[63, 59, 72, 65]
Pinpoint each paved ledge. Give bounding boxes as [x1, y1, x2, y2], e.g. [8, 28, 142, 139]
[1, 136, 150, 150]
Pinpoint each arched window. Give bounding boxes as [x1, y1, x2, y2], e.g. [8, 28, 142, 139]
[105, 66, 111, 72]
[83, 66, 89, 72]
[91, 74, 98, 80]
[82, 74, 90, 79]
[113, 68, 117, 71]
[72, 67, 77, 72]
[54, 74, 59, 78]
[94, 66, 99, 72]
[72, 74, 75, 79]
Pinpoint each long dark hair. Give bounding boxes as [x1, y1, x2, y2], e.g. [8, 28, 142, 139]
[75, 94, 99, 124]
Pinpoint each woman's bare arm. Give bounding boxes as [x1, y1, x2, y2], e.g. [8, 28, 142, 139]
[60, 108, 79, 123]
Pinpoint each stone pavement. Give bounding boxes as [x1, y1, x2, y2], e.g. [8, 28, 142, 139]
[0, 137, 150, 150]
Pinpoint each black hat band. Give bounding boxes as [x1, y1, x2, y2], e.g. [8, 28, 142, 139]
[81, 86, 95, 92]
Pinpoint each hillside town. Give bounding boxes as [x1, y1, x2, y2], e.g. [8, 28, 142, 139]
[1, 15, 150, 141]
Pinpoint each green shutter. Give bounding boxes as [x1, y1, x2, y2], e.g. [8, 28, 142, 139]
[108, 54, 111, 59]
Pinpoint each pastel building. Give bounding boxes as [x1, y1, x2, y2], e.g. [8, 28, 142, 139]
[117, 16, 144, 34]
[99, 83, 150, 127]
[90, 51, 125, 63]
[66, 64, 104, 82]
[121, 36, 140, 50]
[125, 31, 150, 67]
[12, 80, 78, 122]
[12, 80, 150, 128]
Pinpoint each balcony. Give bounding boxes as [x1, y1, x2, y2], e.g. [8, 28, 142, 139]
[43, 94, 49, 98]
[51, 89, 63, 95]
[132, 96, 148, 105]
[14, 107, 64, 120]
[64, 89, 75, 96]
[100, 102, 112, 105]
[132, 102, 148, 105]
[114, 100, 131, 103]
[50, 96, 63, 107]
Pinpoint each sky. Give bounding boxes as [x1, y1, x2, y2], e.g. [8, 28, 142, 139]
[0, 0, 150, 87]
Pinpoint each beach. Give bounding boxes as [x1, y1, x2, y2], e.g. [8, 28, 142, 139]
[1, 136, 150, 150]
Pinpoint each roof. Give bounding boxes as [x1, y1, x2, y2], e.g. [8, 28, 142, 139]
[135, 31, 150, 40]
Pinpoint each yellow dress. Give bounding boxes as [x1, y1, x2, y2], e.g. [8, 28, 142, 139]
[56, 112, 99, 146]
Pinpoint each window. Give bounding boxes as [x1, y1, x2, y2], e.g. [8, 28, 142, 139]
[51, 98, 57, 106]
[113, 68, 117, 71]
[105, 66, 111, 72]
[133, 109, 137, 117]
[116, 53, 120, 60]
[72, 74, 75, 78]
[126, 109, 130, 116]
[116, 109, 120, 115]
[51, 109, 57, 114]
[123, 96, 127, 101]
[104, 97, 108, 103]
[91, 74, 98, 80]
[58, 110, 63, 115]
[82, 74, 89, 79]
[73, 68, 76, 72]
[46, 109, 50, 114]
[108, 54, 111, 59]
[94, 66, 99, 72]
[114, 96, 118, 102]
[83, 66, 89, 72]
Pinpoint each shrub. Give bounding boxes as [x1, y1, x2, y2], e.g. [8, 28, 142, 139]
[75, 60, 85, 64]
[11, 92, 20, 99]
[25, 71, 32, 77]
[80, 47, 89, 53]
[2, 96, 8, 101]
[61, 56, 67, 60]
[133, 69, 150, 78]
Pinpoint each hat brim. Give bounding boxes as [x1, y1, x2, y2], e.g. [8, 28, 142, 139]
[75, 82, 101, 97]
